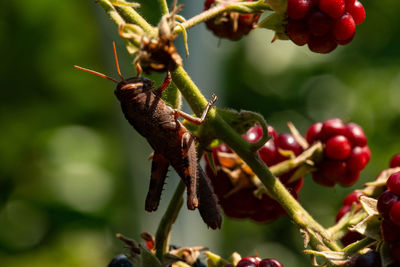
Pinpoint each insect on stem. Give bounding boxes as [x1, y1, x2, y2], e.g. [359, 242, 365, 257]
[112, 42, 125, 81]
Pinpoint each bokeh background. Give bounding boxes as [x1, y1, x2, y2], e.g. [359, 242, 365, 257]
[1, 0, 400, 266]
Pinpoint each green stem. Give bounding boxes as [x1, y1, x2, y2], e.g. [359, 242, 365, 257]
[158, 0, 169, 16]
[342, 237, 377, 255]
[155, 181, 185, 261]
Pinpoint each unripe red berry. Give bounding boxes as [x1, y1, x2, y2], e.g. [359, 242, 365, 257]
[319, 0, 346, 19]
[259, 258, 283, 267]
[307, 11, 334, 36]
[287, 19, 310, 46]
[325, 135, 352, 160]
[333, 12, 355, 41]
[344, 0, 355, 7]
[390, 153, 400, 168]
[343, 191, 363, 206]
[306, 122, 322, 144]
[378, 191, 399, 217]
[259, 140, 277, 166]
[336, 205, 351, 221]
[347, 146, 370, 171]
[287, 0, 313, 19]
[308, 34, 338, 54]
[319, 118, 347, 140]
[346, 122, 367, 147]
[387, 172, 400, 195]
[338, 170, 360, 187]
[389, 201, 400, 228]
[346, 1, 365, 25]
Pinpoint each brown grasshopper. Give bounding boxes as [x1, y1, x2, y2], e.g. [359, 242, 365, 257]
[75, 43, 222, 229]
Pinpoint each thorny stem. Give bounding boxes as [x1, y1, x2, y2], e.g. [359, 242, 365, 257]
[155, 181, 185, 261]
[97, 0, 341, 254]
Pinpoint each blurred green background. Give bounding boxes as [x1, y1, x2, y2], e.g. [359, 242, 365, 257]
[1, 0, 400, 266]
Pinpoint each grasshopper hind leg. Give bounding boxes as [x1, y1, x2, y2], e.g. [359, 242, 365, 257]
[145, 153, 170, 212]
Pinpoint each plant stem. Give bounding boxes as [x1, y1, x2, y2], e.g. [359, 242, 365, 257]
[342, 237, 377, 255]
[158, 0, 169, 16]
[155, 181, 185, 261]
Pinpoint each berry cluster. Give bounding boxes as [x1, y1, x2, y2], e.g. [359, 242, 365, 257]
[306, 118, 370, 187]
[205, 125, 304, 222]
[335, 191, 364, 246]
[286, 0, 366, 53]
[227, 256, 282, 267]
[378, 171, 400, 262]
[204, 0, 260, 41]
[108, 254, 133, 267]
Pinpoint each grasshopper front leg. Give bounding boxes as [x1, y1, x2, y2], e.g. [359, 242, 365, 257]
[145, 153, 170, 212]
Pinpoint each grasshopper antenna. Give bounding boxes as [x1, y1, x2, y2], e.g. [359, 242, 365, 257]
[112, 41, 125, 82]
[74, 42, 125, 84]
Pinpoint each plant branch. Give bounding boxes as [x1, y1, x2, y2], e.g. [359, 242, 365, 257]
[155, 181, 185, 261]
[97, 0, 341, 253]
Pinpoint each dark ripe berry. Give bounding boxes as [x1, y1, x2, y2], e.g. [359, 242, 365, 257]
[319, 118, 347, 141]
[387, 172, 400, 195]
[343, 191, 363, 206]
[381, 218, 400, 243]
[354, 251, 382, 267]
[307, 11, 334, 36]
[287, 0, 313, 19]
[346, 1, 365, 25]
[338, 170, 360, 187]
[259, 139, 277, 166]
[108, 254, 133, 267]
[336, 205, 351, 221]
[312, 170, 336, 187]
[390, 153, 400, 168]
[287, 19, 310, 46]
[222, 189, 258, 218]
[319, 0, 345, 19]
[378, 191, 399, 217]
[390, 201, 400, 228]
[244, 125, 263, 143]
[391, 241, 400, 261]
[325, 135, 352, 160]
[238, 257, 261, 267]
[346, 123, 367, 147]
[347, 146, 370, 171]
[276, 133, 303, 156]
[259, 258, 283, 267]
[333, 12, 355, 41]
[340, 231, 363, 246]
[306, 122, 322, 144]
[308, 34, 338, 53]
[321, 160, 347, 181]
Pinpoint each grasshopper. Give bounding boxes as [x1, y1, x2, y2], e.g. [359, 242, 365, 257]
[75, 43, 222, 229]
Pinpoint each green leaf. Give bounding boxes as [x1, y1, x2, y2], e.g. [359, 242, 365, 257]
[217, 109, 263, 135]
[350, 215, 382, 241]
[257, 13, 288, 40]
[265, 0, 288, 14]
[140, 245, 162, 267]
